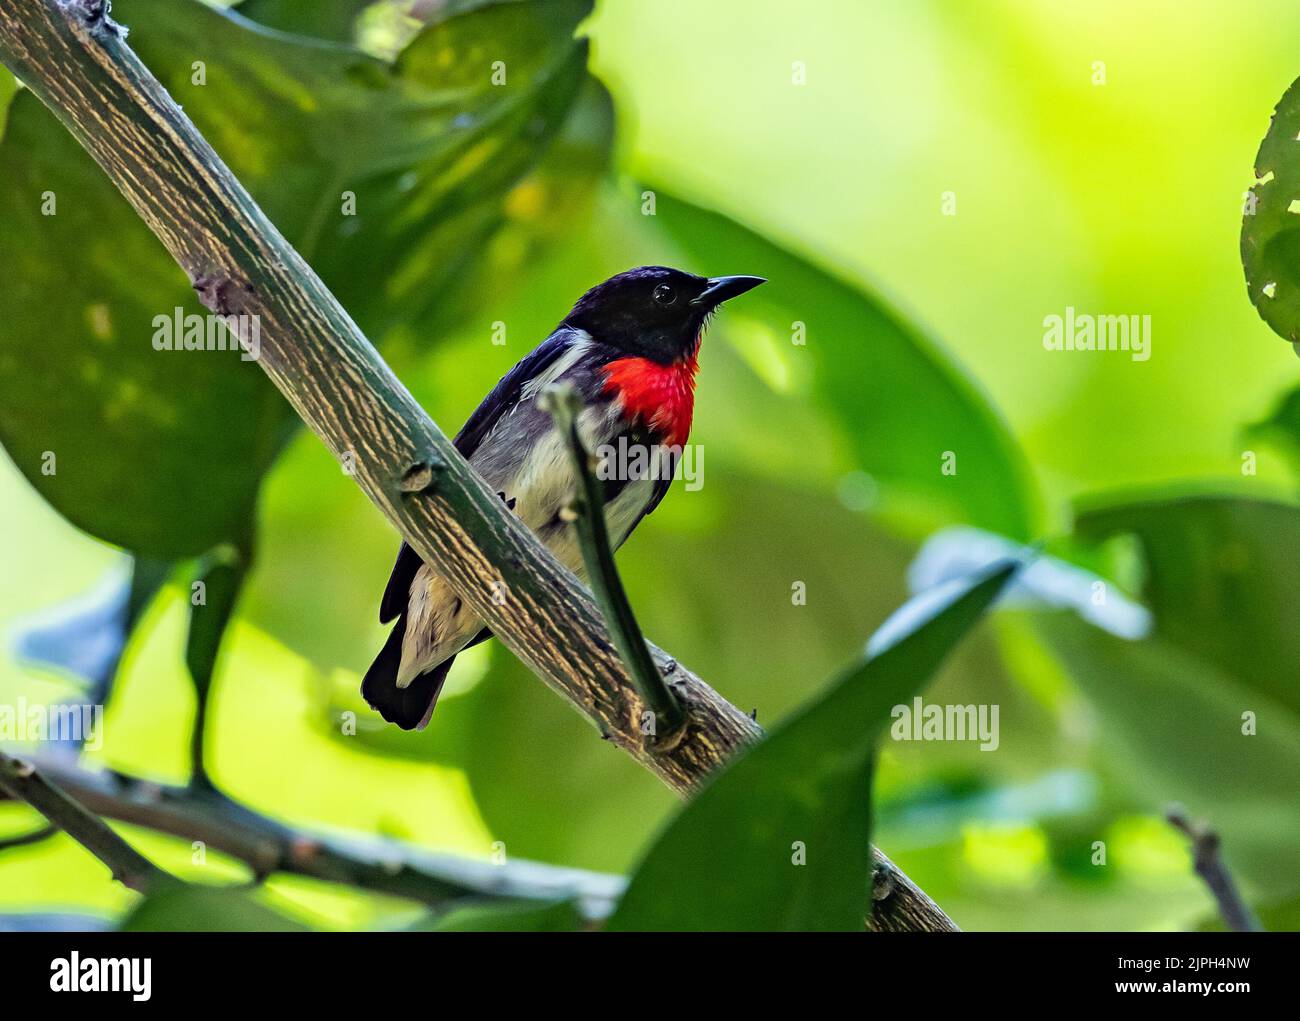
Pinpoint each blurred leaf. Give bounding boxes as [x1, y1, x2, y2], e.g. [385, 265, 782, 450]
[0, 0, 595, 557]
[411, 898, 581, 931]
[10, 558, 170, 750]
[647, 191, 1039, 540]
[1075, 495, 1300, 716]
[1242, 75, 1300, 346]
[1038, 613, 1300, 899]
[12, 561, 167, 696]
[1245, 383, 1300, 480]
[607, 562, 1015, 932]
[235, 0, 374, 41]
[121, 885, 307, 931]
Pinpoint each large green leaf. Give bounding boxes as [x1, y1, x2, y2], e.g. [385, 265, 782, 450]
[0, 0, 594, 557]
[1074, 495, 1300, 716]
[648, 191, 1039, 540]
[1242, 75, 1300, 345]
[607, 562, 1015, 932]
[0, 95, 282, 556]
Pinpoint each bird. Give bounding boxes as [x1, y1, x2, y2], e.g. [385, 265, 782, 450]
[361, 266, 765, 730]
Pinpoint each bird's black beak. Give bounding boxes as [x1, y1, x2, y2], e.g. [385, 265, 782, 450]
[691, 275, 766, 307]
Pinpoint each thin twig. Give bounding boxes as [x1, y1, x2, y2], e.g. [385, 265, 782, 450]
[540, 383, 684, 741]
[1167, 805, 1263, 932]
[0, 750, 176, 894]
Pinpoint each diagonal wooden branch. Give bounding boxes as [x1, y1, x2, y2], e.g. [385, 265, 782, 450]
[0, 749, 175, 894]
[0, 0, 955, 931]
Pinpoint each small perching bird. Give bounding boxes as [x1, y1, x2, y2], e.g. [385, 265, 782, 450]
[363, 266, 765, 729]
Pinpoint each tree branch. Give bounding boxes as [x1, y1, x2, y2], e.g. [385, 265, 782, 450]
[540, 383, 684, 740]
[0, 754, 625, 919]
[0, 749, 175, 893]
[0, 0, 955, 931]
[1167, 805, 1263, 933]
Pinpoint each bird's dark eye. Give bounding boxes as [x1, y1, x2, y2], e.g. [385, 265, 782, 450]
[653, 283, 676, 306]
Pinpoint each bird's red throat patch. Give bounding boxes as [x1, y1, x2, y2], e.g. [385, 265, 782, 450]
[601, 350, 699, 449]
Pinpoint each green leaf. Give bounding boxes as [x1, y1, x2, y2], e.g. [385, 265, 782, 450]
[1244, 383, 1300, 480]
[121, 885, 307, 931]
[0, 92, 283, 556]
[1037, 612, 1300, 899]
[0, 0, 596, 557]
[647, 191, 1039, 540]
[1242, 75, 1300, 346]
[1075, 494, 1300, 716]
[606, 562, 1016, 932]
[411, 898, 582, 931]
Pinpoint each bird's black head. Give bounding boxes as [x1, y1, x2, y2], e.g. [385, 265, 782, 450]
[563, 266, 765, 364]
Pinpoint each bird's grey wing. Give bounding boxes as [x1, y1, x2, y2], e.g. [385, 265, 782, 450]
[452, 329, 578, 459]
[378, 329, 576, 624]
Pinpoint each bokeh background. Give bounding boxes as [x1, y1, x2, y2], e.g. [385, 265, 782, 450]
[1, 0, 1298, 931]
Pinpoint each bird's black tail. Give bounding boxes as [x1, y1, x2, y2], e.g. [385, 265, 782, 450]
[361, 614, 454, 731]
